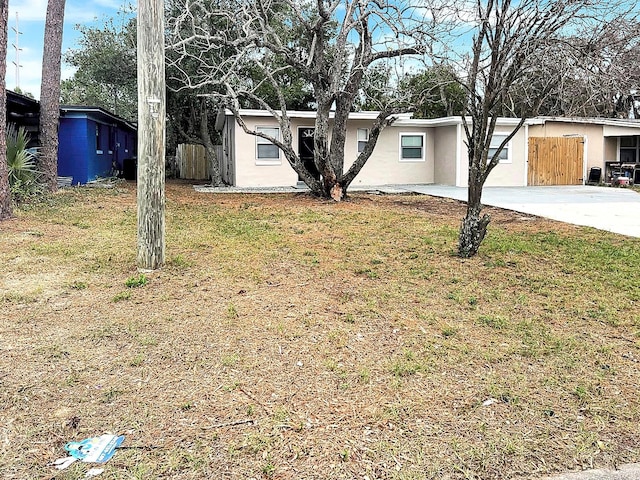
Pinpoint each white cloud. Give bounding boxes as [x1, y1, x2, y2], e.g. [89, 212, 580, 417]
[9, 0, 120, 23]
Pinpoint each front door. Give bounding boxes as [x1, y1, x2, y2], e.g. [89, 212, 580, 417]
[298, 128, 320, 181]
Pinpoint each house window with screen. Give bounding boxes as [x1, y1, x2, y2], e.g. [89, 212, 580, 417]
[399, 133, 425, 161]
[488, 134, 512, 163]
[256, 126, 280, 164]
[357, 128, 369, 153]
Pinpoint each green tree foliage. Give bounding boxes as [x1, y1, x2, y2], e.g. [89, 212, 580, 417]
[62, 14, 137, 121]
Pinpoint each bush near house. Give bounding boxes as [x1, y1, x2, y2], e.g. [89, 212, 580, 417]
[6, 123, 42, 203]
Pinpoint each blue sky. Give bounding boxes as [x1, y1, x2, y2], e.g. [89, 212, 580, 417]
[6, 0, 128, 99]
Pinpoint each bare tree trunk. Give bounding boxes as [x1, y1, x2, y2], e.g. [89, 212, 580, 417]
[199, 100, 223, 186]
[39, 0, 66, 193]
[137, 0, 166, 270]
[0, 0, 11, 220]
[458, 163, 489, 258]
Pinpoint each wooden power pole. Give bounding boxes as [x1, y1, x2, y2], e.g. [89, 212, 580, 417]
[137, 0, 166, 270]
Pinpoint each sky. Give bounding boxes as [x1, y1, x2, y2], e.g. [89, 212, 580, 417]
[6, 0, 129, 99]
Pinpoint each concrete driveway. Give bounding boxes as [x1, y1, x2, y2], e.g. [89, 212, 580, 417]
[398, 185, 640, 238]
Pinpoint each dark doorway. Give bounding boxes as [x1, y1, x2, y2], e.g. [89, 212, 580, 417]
[298, 127, 320, 181]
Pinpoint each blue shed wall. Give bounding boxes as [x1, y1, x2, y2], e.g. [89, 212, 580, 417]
[58, 112, 137, 185]
[87, 121, 113, 182]
[58, 118, 90, 184]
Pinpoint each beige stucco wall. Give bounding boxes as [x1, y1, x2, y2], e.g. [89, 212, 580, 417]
[604, 137, 618, 163]
[454, 124, 528, 187]
[528, 122, 605, 173]
[233, 116, 300, 187]
[433, 125, 458, 186]
[231, 116, 434, 187]
[348, 122, 434, 186]
[484, 126, 528, 187]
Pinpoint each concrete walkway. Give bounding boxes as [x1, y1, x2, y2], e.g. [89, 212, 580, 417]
[397, 185, 640, 238]
[540, 464, 640, 480]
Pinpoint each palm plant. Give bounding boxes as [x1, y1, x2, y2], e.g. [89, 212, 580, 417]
[6, 124, 39, 185]
[6, 124, 41, 200]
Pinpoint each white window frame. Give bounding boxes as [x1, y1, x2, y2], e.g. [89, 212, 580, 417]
[489, 133, 512, 164]
[357, 128, 369, 153]
[255, 126, 281, 165]
[399, 132, 426, 162]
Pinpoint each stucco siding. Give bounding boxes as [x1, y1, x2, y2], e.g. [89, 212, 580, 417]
[233, 116, 298, 187]
[604, 137, 618, 163]
[484, 126, 528, 187]
[433, 125, 457, 185]
[528, 122, 604, 173]
[348, 124, 434, 186]
[454, 124, 527, 187]
[231, 115, 434, 187]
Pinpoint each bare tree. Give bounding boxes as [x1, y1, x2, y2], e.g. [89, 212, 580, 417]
[168, 0, 438, 200]
[507, 19, 640, 118]
[168, 94, 224, 185]
[453, 0, 627, 257]
[39, 0, 66, 193]
[0, 0, 11, 220]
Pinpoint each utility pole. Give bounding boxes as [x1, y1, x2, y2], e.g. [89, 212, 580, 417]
[136, 0, 166, 270]
[12, 12, 22, 90]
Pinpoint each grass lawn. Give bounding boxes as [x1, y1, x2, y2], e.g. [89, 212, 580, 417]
[1, 181, 639, 479]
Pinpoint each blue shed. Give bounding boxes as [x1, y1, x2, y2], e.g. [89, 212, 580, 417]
[57, 106, 137, 185]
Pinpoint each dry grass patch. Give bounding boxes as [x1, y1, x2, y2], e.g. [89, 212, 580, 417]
[1, 181, 639, 479]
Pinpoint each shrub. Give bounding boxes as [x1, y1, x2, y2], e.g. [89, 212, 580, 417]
[6, 124, 43, 203]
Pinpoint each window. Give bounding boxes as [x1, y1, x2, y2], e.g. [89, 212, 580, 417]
[488, 134, 511, 164]
[620, 136, 638, 163]
[399, 133, 425, 162]
[357, 128, 369, 153]
[95, 124, 103, 154]
[256, 126, 280, 164]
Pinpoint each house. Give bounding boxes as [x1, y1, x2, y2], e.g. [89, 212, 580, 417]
[57, 106, 137, 185]
[6, 90, 40, 147]
[5, 90, 138, 186]
[216, 109, 640, 188]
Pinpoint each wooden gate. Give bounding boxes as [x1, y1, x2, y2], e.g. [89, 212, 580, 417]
[528, 137, 584, 185]
[176, 143, 208, 180]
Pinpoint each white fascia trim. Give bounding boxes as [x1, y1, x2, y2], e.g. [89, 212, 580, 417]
[230, 109, 413, 121]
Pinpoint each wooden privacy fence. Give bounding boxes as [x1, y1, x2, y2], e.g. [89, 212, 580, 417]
[176, 144, 224, 180]
[528, 137, 584, 186]
[176, 144, 208, 180]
